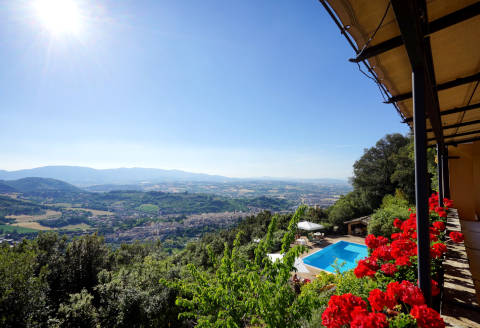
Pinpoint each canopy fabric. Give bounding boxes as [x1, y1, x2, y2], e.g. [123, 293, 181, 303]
[298, 221, 325, 231]
[267, 253, 310, 273]
[324, 0, 480, 146]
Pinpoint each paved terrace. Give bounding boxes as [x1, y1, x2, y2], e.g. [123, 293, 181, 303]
[442, 209, 480, 328]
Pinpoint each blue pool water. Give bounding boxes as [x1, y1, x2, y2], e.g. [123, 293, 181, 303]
[302, 241, 368, 273]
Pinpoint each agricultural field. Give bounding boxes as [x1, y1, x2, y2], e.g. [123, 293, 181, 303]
[6, 209, 61, 230]
[136, 204, 159, 214]
[0, 224, 38, 233]
[66, 207, 114, 216]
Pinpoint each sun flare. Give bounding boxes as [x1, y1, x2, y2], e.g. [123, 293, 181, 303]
[33, 0, 83, 36]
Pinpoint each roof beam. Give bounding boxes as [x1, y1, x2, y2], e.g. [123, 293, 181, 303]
[389, 0, 444, 145]
[426, 119, 480, 132]
[350, 2, 480, 63]
[424, 38, 444, 146]
[428, 129, 480, 142]
[404, 102, 480, 123]
[387, 72, 480, 103]
[445, 135, 480, 146]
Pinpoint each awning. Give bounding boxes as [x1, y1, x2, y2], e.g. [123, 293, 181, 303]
[321, 0, 480, 147]
[298, 221, 325, 231]
[267, 253, 310, 273]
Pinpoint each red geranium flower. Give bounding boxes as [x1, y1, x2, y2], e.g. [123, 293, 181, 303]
[436, 209, 448, 218]
[368, 288, 396, 312]
[372, 245, 393, 262]
[391, 232, 401, 240]
[401, 217, 417, 233]
[430, 242, 447, 258]
[386, 281, 402, 300]
[393, 218, 403, 229]
[376, 236, 389, 247]
[394, 255, 411, 267]
[380, 263, 397, 276]
[391, 239, 417, 259]
[432, 221, 446, 232]
[449, 231, 464, 243]
[354, 257, 378, 278]
[350, 306, 388, 328]
[365, 234, 379, 249]
[444, 198, 453, 208]
[386, 281, 425, 307]
[410, 304, 445, 328]
[399, 280, 425, 306]
[321, 294, 367, 328]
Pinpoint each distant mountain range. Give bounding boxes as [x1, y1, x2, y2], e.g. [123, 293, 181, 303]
[0, 166, 348, 187]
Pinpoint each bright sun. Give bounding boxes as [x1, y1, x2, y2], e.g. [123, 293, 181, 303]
[33, 0, 83, 36]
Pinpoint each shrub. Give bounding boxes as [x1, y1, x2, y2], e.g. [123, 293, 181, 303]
[368, 194, 410, 237]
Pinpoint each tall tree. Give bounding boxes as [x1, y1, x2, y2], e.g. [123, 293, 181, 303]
[351, 133, 410, 211]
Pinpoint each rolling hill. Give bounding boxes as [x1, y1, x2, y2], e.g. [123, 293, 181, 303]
[0, 181, 17, 193]
[0, 177, 82, 193]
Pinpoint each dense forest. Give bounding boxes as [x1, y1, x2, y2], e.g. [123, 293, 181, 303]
[0, 209, 312, 327]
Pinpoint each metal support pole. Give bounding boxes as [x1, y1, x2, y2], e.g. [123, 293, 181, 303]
[443, 147, 451, 199]
[436, 144, 444, 207]
[413, 69, 432, 305]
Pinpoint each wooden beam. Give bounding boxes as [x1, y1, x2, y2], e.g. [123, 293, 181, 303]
[404, 102, 480, 123]
[350, 2, 480, 62]
[387, 72, 480, 103]
[426, 119, 480, 132]
[428, 129, 480, 142]
[445, 135, 480, 146]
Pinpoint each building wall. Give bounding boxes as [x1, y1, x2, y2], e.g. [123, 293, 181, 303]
[448, 141, 480, 221]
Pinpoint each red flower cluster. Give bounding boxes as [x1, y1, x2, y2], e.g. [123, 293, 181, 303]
[429, 193, 453, 218]
[368, 288, 396, 311]
[350, 307, 387, 328]
[354, 257, 379, 278]
[432, 221, 445, 232]
[321, 293, 388, 328]
[365, 235, 389, 249]
[380, 263, 397, 276]
[410, 305, 445, 328]
[322, 281, 444, 328]
[430, 242, 447, 259]
[386, 280, 425, 306]
[323, 193, 451, 327]
[443, 198, 453, 208]
[358, 192, 458, 280]
[321, 293, 368, 328]
[449, 231, 464, 243]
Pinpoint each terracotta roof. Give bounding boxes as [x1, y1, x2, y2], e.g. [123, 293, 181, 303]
[344, 216, 371, 225]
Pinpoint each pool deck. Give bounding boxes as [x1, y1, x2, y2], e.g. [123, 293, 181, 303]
[294, 234, 366, 281]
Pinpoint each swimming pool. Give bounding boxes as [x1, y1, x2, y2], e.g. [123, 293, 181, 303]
[302, 241, 368, 273]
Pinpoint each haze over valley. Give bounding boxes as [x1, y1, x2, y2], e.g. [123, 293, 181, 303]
[0, 166, 351, 246]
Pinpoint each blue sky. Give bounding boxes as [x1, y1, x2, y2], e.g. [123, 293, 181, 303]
[0, 0, 409, 179]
